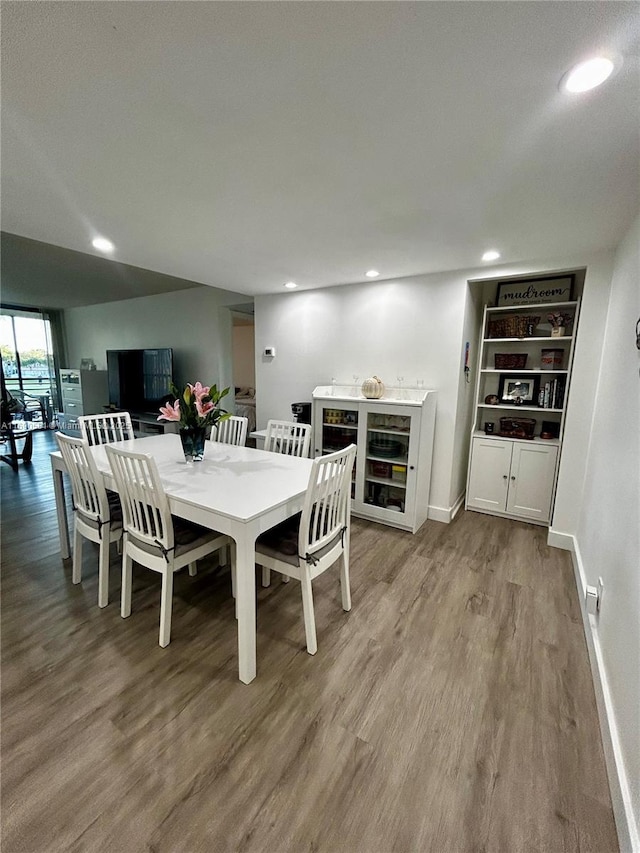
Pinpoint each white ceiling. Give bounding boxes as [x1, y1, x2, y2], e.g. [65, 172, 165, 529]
[2, 1, 639, 303]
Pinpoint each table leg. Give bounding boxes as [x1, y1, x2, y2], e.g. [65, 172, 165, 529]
[234, 533, 257, 684]
[51, 459, 71, 559]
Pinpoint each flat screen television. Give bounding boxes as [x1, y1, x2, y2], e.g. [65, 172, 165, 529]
[107, 348, 173, 413]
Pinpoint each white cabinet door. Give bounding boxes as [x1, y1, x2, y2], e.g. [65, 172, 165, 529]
[313, 401, 360, 456]
[467, 438, 511, 512]
[468, 437, 559, 522]
[506, 442, 558, 523]
[313, 400, 361, 505]
[361, 402, 417, 525]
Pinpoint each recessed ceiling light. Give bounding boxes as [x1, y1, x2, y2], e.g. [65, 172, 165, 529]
[560, 57, 616, 93]
[92, 236, 114, 253]
[482, 250, 501, 262]
[284, 281, 297, 289]
[365, 270, 380, 278]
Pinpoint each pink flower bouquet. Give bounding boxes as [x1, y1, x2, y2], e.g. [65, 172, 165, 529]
[158, 381, 230, 429]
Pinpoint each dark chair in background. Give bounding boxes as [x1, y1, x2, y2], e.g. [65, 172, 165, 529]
[11, 390, 50, 428]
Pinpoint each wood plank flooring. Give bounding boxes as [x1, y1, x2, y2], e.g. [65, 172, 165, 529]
[1, 431, 618, 852]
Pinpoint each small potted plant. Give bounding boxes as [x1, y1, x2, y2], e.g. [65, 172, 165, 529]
[158, 381, 230, 462]
[547, 312, 573, 337]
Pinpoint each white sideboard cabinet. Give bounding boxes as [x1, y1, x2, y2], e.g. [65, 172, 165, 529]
[466, 291, 580, 526]
[312, 385, 437, 533]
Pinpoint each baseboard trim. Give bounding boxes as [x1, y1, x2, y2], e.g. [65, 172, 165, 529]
[547, 527, 575, 550]
[427, 505, 451, 523]
[450, 492, 465, 521]
[427, 492, 465, 524]
[566, 534, 639, 852]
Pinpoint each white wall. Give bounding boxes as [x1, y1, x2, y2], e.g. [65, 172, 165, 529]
[62, 284, 249, 404]
[232, 324, 255, 388]
[255, 275, 470, 519]
[574, 216, 639, 850]
[550, 255, 615, 538]
[255, 251, 616, 523]
[449, 281, 485, 509]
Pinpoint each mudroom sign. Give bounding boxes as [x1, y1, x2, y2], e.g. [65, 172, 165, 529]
[496, 276, 574, 307]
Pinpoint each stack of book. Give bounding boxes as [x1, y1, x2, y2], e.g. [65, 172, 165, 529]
[538, 377, 566, 409]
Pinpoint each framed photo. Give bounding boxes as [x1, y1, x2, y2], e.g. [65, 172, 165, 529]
[498, 374, 540, 404]
[496, 276, 574, 307]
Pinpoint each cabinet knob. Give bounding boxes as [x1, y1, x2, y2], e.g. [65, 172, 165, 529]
[503, 474, 508, 480]
[511, 476, 516, 481]
[409, 466, 415, 470]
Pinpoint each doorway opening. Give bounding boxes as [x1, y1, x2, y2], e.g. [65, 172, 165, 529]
[230, 305, 256, 437]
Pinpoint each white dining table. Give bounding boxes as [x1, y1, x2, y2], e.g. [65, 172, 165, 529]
[50, 433, 314, 683]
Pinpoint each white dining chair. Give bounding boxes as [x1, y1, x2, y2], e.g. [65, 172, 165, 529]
[260, 419, 313, 586]
[55, 432, 123, 608]
[209, 415, 248, 447]
[264, 419, 311, 458]
[255, 443, 356, 654]
[79, 412, 135, 446]
[105, 445, 231, 647]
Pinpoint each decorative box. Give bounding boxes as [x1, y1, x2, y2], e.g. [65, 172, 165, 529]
[488, 316, 541, 338]
[494, 353, 528, 369]
[540, 349, 564, 369]
[498, 417, 536, 440]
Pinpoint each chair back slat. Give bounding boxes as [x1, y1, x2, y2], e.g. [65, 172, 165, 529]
[300, 444, 356, 558]
[55, 432, 111, 525]
[105, 446, 173, 550]
[210, 415, 248, 447]
[79, 412, 135, 446]
[264, 420, 311, 458]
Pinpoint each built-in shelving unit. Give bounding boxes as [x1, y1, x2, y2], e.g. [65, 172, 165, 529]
[313, 385, 437, 533]
[466, 295, 580, 526]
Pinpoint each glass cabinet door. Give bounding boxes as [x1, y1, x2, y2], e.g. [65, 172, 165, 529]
[316, 402, 359, 499]
[362, 407, 414, 518]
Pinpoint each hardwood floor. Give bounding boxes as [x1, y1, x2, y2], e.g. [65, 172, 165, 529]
[1, 431, 618, 852]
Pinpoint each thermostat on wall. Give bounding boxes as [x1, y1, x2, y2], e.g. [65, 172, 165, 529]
[264, 346, 276, 357]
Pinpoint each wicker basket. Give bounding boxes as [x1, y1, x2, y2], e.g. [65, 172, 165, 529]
[488, 315, 540, 338]
[494, 353, 528, 370]
[499, 417, 536, 439]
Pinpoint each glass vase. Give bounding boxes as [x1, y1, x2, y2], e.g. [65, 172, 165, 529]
[179, 426, 207, 463]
